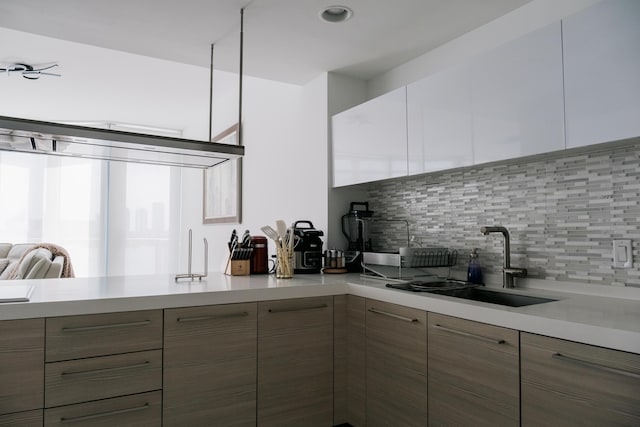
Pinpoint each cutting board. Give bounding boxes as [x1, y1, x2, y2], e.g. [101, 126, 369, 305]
[0, 284, 34, 303]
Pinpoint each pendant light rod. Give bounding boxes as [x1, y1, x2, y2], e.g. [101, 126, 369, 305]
[238, 8, 244, 146]
[209, 43, 215, 142]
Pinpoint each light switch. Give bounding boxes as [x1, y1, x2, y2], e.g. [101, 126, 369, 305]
[613, 240, 632, 268]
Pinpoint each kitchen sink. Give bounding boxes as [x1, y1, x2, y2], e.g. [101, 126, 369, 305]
[427, 287, 557, 307]
[386, 280, 557, 307]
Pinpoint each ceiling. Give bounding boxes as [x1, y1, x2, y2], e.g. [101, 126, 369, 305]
[0, 0, 533, 85]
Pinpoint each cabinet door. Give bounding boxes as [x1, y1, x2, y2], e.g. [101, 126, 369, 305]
[257, 296, 333, 427]
[563, 0, 640, 148]
[427, 313, 519, 426]
[471, 22, 565, 164]
[407, 63, 473, 174]
[0, 318, 44, 415]
[332, 87, 408, 187]
[163, 303, 257, 427]
[347, 295, 366, 427]
[521, 332, 640, 426]
[366, 299, 427, 427]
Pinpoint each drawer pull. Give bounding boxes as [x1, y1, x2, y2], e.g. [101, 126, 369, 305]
[61, 320, 152, 333]
[268, 303, 329, 314]
[60, 402, 150, 423]
[368, 308, 418, 323]
[177, 312, 249, 322]
[552, 353, 640, 379]
[61, 361, 151, 378]
[432, 324, 506, 345]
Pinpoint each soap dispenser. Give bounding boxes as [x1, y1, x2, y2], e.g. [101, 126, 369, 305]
[467, 248, 483, 284]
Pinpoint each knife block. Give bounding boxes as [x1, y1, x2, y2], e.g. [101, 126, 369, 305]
[227, 259, 250, 276]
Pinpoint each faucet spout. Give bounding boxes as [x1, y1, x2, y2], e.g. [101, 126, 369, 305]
[479, 226, 526, 288]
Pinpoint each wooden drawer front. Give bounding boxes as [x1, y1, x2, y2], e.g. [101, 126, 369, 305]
[45, 349, 162, 408]
[366, 299, 427, 427]
[46, 310, 162, 362]
[522, 332, 640, 426]
[163, 303, 257, 427]
[44, 390, 161, 427]
[258, 296, 334, 427]
[0, 409, 42, 427]
[428, 313, 519, 427]
[0, 318, 44, 415]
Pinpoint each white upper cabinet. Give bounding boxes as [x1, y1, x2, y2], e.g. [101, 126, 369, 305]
[407, 64, 473, 174]
[331, 87, 408, 187]
[470, 22, 565, 164]
[563, 0, 640, 148]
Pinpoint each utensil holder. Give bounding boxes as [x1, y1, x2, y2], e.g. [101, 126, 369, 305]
[275, 248, 293, 279]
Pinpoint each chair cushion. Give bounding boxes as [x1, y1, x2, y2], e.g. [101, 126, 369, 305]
[0, 243, 11, 258]
[0, 258, 9, 275]
[10, 248, 54, 279]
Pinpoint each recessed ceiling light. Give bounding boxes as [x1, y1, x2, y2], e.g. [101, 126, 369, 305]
[319, 5, 353, 23]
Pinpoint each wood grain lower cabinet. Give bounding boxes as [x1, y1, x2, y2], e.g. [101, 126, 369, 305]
[163, 303, 257, 427]
[427, 313, 519, 426]
[45, 349, 162, 408]
[44, 390, 161, 427]
[257, 296, 334, 427]
[521, 332, 640, 426]
[0, 318, 44, 417]
[366, 299, 427, 427]
[0, 409, 42, 427]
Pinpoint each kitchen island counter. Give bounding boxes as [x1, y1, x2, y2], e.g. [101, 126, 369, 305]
[1, 273, 639, 354]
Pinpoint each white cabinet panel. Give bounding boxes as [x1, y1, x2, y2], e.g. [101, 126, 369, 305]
[407, 64, 473, 174]
[563, 0, 640, 148]
[471, 22, 565, 164]
[331, 87, 407, 187]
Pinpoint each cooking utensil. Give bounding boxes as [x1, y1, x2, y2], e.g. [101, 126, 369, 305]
[276, 220, 288, 242]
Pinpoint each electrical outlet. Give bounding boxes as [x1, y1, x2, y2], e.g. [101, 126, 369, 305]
[613, 239, 632, 268]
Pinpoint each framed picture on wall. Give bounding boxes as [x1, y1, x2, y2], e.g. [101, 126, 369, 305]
[203, 124, 242, 224]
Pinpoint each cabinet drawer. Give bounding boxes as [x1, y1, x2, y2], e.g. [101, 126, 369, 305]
[44, 390, 161, 427]
[521, 332, 640, 426]
[46, 310, 162, 362]
[0, 318, 44, 415]
[0, 409, 42, 427]
[45, 349, 162, 407]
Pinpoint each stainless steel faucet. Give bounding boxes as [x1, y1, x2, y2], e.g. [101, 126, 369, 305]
[480, 226, 527, 288]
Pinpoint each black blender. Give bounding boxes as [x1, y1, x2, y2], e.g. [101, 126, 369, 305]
[342, 202, 373, 271]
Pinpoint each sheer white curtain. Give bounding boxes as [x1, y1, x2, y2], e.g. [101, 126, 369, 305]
[0, 151, 181, 277]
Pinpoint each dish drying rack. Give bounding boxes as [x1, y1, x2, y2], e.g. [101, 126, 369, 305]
[361, 247, 458, 281]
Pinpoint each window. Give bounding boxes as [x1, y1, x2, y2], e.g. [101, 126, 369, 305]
[0, 151, 180, 277]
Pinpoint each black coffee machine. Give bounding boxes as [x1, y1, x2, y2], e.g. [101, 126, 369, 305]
[293, 220, 324, 274]
[342, 202, 373, 271]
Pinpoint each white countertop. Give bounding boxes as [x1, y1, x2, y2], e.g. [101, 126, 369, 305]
[1, 273, 639, 354]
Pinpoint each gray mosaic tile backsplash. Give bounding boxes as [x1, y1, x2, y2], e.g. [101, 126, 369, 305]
[366, 142, 640, 287]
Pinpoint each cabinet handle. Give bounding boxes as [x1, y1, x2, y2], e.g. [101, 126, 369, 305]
[177, 311, 249, 322]
[60, 402, 149, 423]
[62, 320, 152, 333]
[432, 324, 506, 345]
[268, 303, 328, 314]
[552, 353, 640, 379]
[368, 308, 418, 323]
[61, 361, 151, 378]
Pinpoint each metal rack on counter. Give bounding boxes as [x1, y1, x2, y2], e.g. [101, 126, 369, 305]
[361, 247, 458, 281]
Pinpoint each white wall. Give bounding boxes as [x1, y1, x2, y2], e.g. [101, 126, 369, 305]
[180, 73, 330, 272]
[1, 27, 331, 274]
[367, 0, 603, 97]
